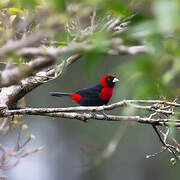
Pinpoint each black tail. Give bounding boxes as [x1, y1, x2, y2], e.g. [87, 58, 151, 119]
[50, 92, 71, 97]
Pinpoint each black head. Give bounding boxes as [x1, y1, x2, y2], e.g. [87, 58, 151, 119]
[100, 75, 119, 88]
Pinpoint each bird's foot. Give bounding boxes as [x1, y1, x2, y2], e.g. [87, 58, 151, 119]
[83, 119, 88, 123]
[89, 112, 97, 119]
[100, 112, 109, 120]
[89, 112, 108, 120]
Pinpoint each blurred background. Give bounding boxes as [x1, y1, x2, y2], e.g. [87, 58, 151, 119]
[0, 0, 180, 179]
[4, 54, 180, 180]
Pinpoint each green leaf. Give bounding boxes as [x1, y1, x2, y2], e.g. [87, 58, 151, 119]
[19, 0, 37, 9]
[91, 32, 108, 53]
[154, 0, 180, 34]
[83, 51, 102, 75]
[117, 54, 166, 99]
[130, 14, 150, 25]
[162, 60, 180, 84]
[7, 51, 24, 64]
[52, 0, 66, 12]
[111, 3, 130, 16]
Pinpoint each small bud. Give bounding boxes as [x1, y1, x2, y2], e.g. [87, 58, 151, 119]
[170, 158, 176, 165]
[9, 8, 23, 14]
[12, 120, 18, 125]
[26, 148, 31, 153]
[58, 45, 65, 48]
[37, 146, 45, 151]
[21, 124, 28, 131]
[27, 134, 36, 140]
[0, 27, 4, 32]
[41, 45, 48, 50]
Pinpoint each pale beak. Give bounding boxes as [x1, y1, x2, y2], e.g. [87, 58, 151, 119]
[112, 78, 119, 83]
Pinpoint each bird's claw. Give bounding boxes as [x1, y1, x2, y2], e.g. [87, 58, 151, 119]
[89, 112, 108, 120]
[83, 119, 88, 123]
[101, 112, 109, 120]
[90, 112, 97, 119]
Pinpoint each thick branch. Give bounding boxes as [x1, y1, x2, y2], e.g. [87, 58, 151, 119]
[17, 40, 148, 58]
[0, 54, 80, 108]
[0, 31, 47, 57]
[0, 57, 56, 88]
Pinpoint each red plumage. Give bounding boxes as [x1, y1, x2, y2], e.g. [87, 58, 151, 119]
[99, 87, 113, 101]
[50, 74, 119, 106]
[71, 94, 81, 103]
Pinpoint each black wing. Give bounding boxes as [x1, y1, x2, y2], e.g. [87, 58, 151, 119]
[76, 84, 102, 97]
[76, 84, 108, 106]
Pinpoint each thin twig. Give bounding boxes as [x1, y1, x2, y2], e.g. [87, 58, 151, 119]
[146, 148, 166, 159]
[91, 8, 96, 31]
[94, 123, 128, 165]
[152, 125, 179, 160]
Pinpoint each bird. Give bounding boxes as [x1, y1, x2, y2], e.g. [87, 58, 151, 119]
[50, 74, 119, 106]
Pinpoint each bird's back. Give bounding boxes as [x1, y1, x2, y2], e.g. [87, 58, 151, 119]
[76, 84, 108, 106]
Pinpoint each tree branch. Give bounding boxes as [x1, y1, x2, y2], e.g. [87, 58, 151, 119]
[0, 31, 47, 57]
[0, 100, 179, 126]
[0, 57, 56, 88]
[0, 99, 177, 113]
[0, 53, 80, 109]
[16, 40, 148, 58]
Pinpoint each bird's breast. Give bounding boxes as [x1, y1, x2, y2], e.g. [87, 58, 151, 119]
[99, 87, 113, 101]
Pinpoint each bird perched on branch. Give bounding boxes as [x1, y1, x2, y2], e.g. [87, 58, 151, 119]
[50, 74, 119, 106]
